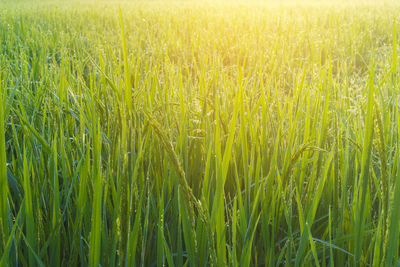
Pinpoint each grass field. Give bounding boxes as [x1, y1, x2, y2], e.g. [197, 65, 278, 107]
[1, 0, 400, 266]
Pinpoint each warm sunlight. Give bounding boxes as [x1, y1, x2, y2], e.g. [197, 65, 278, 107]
[0, 0, 399, 266]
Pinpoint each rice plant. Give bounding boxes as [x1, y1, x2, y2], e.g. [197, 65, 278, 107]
[1, 0, 400, 266]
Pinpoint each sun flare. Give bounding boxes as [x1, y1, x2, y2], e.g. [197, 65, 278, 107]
[0, 0, 399, 266]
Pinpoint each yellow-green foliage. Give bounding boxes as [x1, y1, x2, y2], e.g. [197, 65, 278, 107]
[1, 1, 400, 266]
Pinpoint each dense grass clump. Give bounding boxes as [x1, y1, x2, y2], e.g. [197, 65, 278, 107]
[1, 1, 400, 266]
